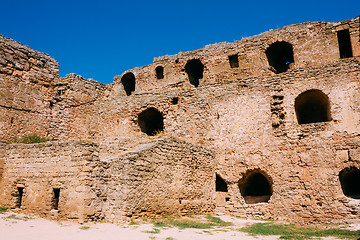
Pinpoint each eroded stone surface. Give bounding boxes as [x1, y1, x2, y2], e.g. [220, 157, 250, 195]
[0, 16, 359, 224]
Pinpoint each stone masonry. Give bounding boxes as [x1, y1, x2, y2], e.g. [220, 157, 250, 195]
[0, 16, 359, 224]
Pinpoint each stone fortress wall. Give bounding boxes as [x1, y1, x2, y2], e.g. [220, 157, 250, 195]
[0, 16, 359, 224]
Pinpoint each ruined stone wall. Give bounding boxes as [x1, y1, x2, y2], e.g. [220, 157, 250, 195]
[0, 35, 59, 140]
[56, 57, 360, 223]
[112, 17, 359, 97]
[0, 141, 98, 222]
[48, 73, 111, 140]
[90, 137, 215, 222]
[0, 16, 359, 224]
[0, 35, 110, 141]
[0, 138, 216, 222]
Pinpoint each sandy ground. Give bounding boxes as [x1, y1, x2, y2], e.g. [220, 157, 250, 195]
[0, 211, 358, 240]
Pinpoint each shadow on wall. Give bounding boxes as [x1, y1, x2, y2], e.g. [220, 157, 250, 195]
[0, 159, 3, 180]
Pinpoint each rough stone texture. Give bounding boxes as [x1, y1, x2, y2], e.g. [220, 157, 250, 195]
[91, 137, 215, 222]
[0, 141, 97, 222]
[0, 16, 360, 224]
[0, 137, 214, 222]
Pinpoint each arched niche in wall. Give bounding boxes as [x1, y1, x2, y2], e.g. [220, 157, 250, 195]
[121, 72, 135, 96]
[155, 66, 164, 79]
[265, 41, 294, 74]
[238, 169, 272, 204]
[339, 167, 360, 199]
[184, 59, 204, 87]
[295, 89, 331, 124]
[216, 174, 228, 192]
[138, 107, 164, 136]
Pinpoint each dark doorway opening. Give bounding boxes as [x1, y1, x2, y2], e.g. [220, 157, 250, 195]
[185, 59, 204, 87]
[228, 54, 239, 68]
[52, 188, 60, 210]
[17, 187, 24, 208]
[265, 41, 294, 74]
[339, 167, 360, 199]
[295, 89, 331, 124]
[121, 72, 135, 96]
[337, 29, 353, 59]
[138, 107, 164, 136]
[216, 174, 228, 192]
[239, 170, 272, 204]
[155, 66, 164, 79]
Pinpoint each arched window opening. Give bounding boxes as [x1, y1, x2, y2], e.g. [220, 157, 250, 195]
[216, 174, 228, 192]
[337, 29, 353, 59]
[138, 107, 164, 136]
[239, 170, 272, 204]
[184, 59, 204, 87]
[339, 167, 360, 199]
[265, 41, 294, 74]
[295, 89, 331, 124]
[155, 66, 164, 79]
[121, 72, 135, 96]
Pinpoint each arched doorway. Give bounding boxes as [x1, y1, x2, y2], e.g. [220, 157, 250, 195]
[239, 169, 272, 204]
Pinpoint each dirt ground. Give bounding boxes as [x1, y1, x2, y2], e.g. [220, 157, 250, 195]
[0, 211, 358, 240]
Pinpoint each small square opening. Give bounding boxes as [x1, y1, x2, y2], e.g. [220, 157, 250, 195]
[337, 29, 353, 59]
[228, 54, 239, 68]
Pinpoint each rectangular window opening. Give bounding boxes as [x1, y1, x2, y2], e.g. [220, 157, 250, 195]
[228, 54, 239, 68]
[17, 187, 24, 208]
[52, 188, 60, 210]
[337, 29, 353, 59]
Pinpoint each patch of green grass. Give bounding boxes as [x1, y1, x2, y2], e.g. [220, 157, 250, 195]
[152, 215, 232, 229]
[8, 133, 50, 144]
[79, 226, 90, 230]
[0, 206, 7, 214]
[202, 230, 214, 235]
[129, 218, 138, 225]
[240, 222, 360, 240]
[144, 228, 161, 234]
[205, 214, 232, 227]
[165, 237, 176, 240]
[6, 214, 22, 220]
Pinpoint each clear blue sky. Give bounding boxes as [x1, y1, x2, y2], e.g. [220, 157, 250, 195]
[1, 0, 359, 84]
